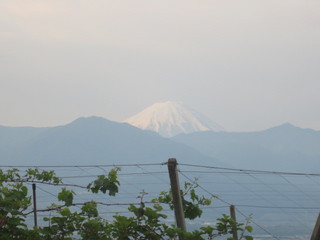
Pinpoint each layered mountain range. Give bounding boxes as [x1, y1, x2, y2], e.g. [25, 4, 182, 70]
[172, 123, 320, 172]
[0, 113, 319, 172]
[0, 116, 219, 166]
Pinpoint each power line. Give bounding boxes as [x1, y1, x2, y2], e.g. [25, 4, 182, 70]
[36, 185, 57, 198]
[278, 174, 319, 205]
[57, 171, 168, 179]
[24, 201, 164, 215]
[179, 163, 320, 176]
[185, 167, 316, 232]
[179, 171, 282, 240]
[5, 180, 87, 189]
[2, 161, 320, 176]
[243, 172, 313, 232]
[232, 204, 320, 210]
[0, 162, 166, 168]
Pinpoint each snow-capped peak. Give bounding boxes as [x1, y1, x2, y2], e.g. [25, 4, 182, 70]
[124, 101, 224, 137]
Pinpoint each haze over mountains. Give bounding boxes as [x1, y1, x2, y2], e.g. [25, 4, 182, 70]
[173, 123, 320, 172]
[0, 116, 219, 166]
[0, 111, 319, 172]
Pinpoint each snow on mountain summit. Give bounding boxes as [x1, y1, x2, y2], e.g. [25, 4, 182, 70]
[124, 101, 224, 137]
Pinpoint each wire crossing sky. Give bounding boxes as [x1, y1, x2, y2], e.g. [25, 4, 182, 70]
[1, 0, 320, 131]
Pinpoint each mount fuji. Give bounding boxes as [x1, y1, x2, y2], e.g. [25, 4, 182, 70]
[124, 101, 224, 137]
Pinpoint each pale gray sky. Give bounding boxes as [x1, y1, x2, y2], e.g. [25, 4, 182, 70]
[1, 0, 320, 132]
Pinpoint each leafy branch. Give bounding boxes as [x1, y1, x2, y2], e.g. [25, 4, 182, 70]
[0, 168, 254, 240]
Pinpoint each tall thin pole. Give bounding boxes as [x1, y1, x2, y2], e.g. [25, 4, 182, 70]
[230, 205, 238, 240]
[32, 183, 38, 228]
[311, 213, 320, 240]
[167, 158, 186, 232]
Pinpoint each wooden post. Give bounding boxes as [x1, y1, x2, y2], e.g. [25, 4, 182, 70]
[230, 205, 238, 240]
[0, 214, 8, 229]
[32, 183, 38, 228]
[311, 213, 320, 240]
[167, 158, 186, 233]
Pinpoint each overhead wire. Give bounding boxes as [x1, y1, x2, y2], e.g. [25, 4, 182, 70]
[244, 172, 313, 231]
[179, 171, 282, 240]
[278, 174, 319, 205]
[0, 162, 166, 168]
[178, 163, 320, 176]
[181, 165, 316, 233]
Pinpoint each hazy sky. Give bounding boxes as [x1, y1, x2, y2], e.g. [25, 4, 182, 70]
[1, 0, 320, 132]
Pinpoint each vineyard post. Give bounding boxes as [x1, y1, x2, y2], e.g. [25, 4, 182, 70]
[32, 183, 38, 228]
[167, 158, 186, 233]
[311, 213, 320, 240]
[230, 205, 238, 240]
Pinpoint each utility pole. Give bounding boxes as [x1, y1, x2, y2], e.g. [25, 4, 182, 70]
[167, 158, 186, 233]
[311, 213, 320, 240]
[32, 183, 38, 228]
[230, 205, 238, 240]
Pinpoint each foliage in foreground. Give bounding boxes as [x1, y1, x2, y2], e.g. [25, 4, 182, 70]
[0, 168, 253, 239]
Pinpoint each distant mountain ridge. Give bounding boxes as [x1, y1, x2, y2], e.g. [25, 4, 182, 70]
[0, 116, 220, 166]
[1, 116, 319, 172]
[125, 101, 224, 137]
[172, 123, 320, 172]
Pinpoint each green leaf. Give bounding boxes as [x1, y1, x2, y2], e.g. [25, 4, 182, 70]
[87, 168, 120, 196]
[81, 202, 98, 218]
[245, 225, 253, 232]
[244, 236, 254, 240]
[58, 188, 74, 206]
